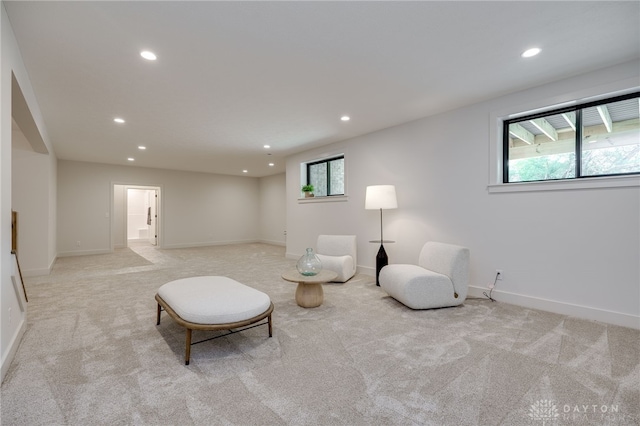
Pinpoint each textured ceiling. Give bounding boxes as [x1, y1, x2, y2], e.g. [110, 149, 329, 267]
[5, 1, 640, 177]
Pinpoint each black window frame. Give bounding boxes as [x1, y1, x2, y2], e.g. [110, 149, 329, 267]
[306, 155, 345, 197]
[503, 91, 640, 183]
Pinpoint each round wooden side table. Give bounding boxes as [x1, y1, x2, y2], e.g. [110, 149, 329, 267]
[281, 269, 338, 308]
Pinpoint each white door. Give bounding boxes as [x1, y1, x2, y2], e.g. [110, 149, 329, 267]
[148, 190, 158, 246]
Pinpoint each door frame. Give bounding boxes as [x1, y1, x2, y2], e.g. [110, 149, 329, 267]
[111, 183, 163, 250]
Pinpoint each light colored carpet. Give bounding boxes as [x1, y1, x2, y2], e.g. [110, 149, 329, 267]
[2, 243, 638, 425]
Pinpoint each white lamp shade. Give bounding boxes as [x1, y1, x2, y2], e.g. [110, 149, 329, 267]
[365, 185, 398, 210]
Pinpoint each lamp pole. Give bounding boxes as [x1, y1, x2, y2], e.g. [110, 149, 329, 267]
[365, 185, 397, 287]
[375, 207, 387, 286]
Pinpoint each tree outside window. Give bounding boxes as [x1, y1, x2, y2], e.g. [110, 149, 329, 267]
[306, 156, 344, 196]
[504, 93, 639, 183]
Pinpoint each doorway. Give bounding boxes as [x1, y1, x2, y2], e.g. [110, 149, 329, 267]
[112, 184, 161, 249]
[126, 187, 158, 246]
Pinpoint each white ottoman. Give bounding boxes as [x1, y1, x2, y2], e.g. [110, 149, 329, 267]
[156, 276, 273, 365]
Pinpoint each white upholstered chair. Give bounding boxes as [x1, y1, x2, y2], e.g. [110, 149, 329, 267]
[315, 235, 357, 283]
[379, 241, 469, 309]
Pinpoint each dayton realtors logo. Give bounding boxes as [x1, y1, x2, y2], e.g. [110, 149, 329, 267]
[529, 400, 631, 424]
[529, 400, 559, 425]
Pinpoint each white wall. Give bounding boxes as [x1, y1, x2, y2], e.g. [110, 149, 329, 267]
[126, 188, 151, 240]
[0, 3, 12, 384]
[113, 184, 126, 248]
[58, 160, 261, 255]
[1, 3, 55, 381]
[11, 141, 55, 276]
[259, 173, 286, 246]
[286, 61, 640, 329]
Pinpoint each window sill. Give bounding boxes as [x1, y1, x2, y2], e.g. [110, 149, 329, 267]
[488, 175, 640, 193]
[298, 195, 349, 204]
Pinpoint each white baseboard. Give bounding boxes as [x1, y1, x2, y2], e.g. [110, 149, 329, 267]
[64, 240, 281, 255]
[467, 285, 640, 330]
[58, 249, 111, 257]
[357, 265, 375, 276]
[23, 266, 53, 277]
[162, 239, 259, 249]
[1, 318, 26, 384]
[15, 255, 56, 277]
[258, 239, 286, 247]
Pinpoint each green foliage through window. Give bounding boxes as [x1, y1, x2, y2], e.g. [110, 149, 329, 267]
[306, 156, 344, 196]
[504, 92, 639, 183]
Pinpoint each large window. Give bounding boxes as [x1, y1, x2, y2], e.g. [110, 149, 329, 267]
[504, 92, 639, 183]
[306, 156, 344, 197]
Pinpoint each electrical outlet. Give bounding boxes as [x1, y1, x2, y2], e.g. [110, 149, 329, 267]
[496, 269, 503, 280]
[76, 241, 81, 247]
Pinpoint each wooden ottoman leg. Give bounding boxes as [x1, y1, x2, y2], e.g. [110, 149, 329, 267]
[185, 329, 192, 365]
[157, 287, 273, 365]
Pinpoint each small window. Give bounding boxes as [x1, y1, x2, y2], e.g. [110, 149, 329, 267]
[306, 156, 344, 197]
[504, 92, 640, 183]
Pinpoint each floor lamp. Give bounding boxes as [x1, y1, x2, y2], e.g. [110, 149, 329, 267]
[365, 185, 397, 286]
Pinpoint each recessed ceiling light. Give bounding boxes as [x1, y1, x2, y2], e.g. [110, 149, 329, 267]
[140, 50, 157, 61]
[263, 145, 271, 149]
[138, 146, 146, 150]
[268, 163, 275, 167]
[114, 118, 125, 124]
[341, 116, 350, 121]
[521, 47, 541, 58]
[127, 158, 135, 162]
[242, 170, 248, 173]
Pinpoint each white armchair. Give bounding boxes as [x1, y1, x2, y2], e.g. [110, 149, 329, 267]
[379, 241, 469, 309]
[316, 235, 357, 283]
